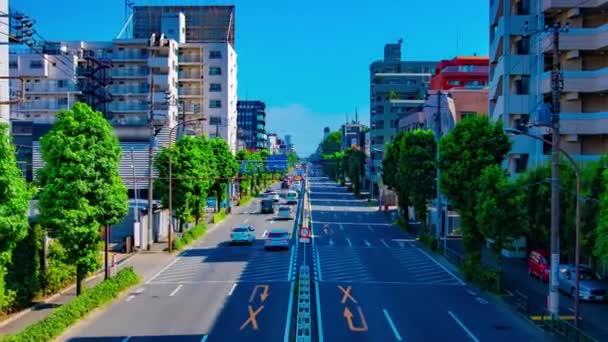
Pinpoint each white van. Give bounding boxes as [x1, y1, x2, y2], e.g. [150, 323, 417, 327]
[286, 190, 298, 205]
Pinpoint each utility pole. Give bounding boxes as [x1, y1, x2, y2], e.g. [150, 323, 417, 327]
[434, 90, 444, 246]
[147, 76, 155, 251]
[549, 21, 562, 320]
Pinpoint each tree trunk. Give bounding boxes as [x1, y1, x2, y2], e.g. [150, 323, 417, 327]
[76, 264, 85, 296]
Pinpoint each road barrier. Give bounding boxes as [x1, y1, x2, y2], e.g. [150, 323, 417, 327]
[295, 265, 312, 342]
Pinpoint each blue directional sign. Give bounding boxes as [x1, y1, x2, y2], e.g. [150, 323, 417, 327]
[267, 154, 288, 172]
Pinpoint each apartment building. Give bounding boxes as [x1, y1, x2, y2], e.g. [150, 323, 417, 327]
[490, 0, 608, 174]
[132, 5, 238, 152]
[237, 100, 266, 150]
[430, 56, 489, 90]
[9, 46, 80, 180]
[341, 121, 365, 150]
[267, 133, 279, 154]
[369, 40, 436, 193]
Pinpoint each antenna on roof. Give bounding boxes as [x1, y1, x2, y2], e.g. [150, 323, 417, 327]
[355, 107, 358, 123]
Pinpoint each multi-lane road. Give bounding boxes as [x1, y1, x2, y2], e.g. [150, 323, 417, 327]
[307, 176, 550, 342]
[57, 175, 553, 341]
[59, 183, 302, 342]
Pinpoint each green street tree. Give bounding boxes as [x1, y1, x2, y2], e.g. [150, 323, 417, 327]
[343, 147, 366, 195]
[438, 115, 510, 265]
[209, 138, 239, 211]
[594, 169, 608, 264]
[396, 129, 436, 231]
[37, 103, 128, 295]
[382, 132, 411, 220]
[320, 131, 341, 155]
[287, 151, 298, 169]
[0, 124, 33, 310]
[319, 131, 342, 180]
[475, 165, 527, 292]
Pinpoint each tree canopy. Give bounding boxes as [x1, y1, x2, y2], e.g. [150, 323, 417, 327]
[0, 123, 33, 309]
[438, 115, 510, 263]
[37, 102, 128, 295]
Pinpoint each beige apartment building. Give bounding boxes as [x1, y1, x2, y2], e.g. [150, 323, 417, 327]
[490, 0, 608, 174]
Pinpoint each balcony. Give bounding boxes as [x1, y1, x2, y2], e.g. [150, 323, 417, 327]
[25, 84, 80, 94]
[179, 88, 202, 96]
[178, 72, 202, 81]
[149, 74, 169, 86]
[111, 68, 148, 79]
[113, 52, 148, 62]
[17, 102, 67, 111]
[108, 104, 148, 113]
[560, 112, 608, 135]
[109, 85, 148, 95]
[109, 115, 148, 126]
[541, 24, 608, 53]
[440, 66, 489, 74]
[541, 67, 608, 93]
[494, 55, 531, 77]
[256, 114, 265, 123]
[372, 83, 421, 94]
[179, 55, 202, 64]
[542, 0, 608, 12]
[490, 0, 502, 26]
[148, 56, 170, 69]
[490, 15, 536, 62]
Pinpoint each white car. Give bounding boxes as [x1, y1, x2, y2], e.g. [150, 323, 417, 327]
[230, 225, 256, 245]
[277, 206, 293, 220]
[264, 229, 290, 250]
[266, 192, 281, 202]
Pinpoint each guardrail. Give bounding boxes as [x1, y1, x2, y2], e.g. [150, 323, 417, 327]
[296, 265, 312, 342]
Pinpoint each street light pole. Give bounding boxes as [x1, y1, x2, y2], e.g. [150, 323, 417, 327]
[168, 117, 206, 252]
[504, 128, 581, 326]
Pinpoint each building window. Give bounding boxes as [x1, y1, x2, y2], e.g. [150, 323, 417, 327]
[9, 61, 17, 69]
[209, 83, 222, 92]
[209, 67, 222, 75]
[57, 80, 67, 88]
[466, 80, 482, 87]
[29, 60, 43, 69]
[210, 100, 222, 108]
[209, 51, 222, 59]
[210, 116, 221, 125]
[58, 97, 68, 106]
[447, 80, 461, 86]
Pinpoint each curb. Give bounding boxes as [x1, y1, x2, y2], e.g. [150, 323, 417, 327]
[0, 252, 136, 330]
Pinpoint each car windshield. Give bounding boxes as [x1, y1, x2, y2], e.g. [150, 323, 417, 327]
[279, 208, 289, 212]
[268, 232, 287, 238]
[232, 227, 248, 233]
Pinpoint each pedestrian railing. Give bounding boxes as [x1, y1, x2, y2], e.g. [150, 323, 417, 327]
[295, 265, 312, 342]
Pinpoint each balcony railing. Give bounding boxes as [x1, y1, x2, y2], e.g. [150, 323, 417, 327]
[113, 52, 148, 60]
[440, 66, 489, 74]
[109, 115, 148, 126]
[180, 88, 202, 96]
[111, 68, 148, 77]
[108, 104, 148, 112]
[179, 55, 202, 63]
[109, 86, 148, 94]
[25, 84, 80, 93]
[17, 102, 67, 111]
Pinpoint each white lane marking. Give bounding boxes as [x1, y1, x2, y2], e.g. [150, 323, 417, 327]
[367, 225, 374, 232]
[126, 295, 135, 302]
[146, 257, 181, 284]
[467, 290, 477, 296]
[339, 223, 344, 231]
[244, 218, 249, 223]
[505, 289, 514, 296]
[364, 240, 371, 247]
[169, 284, 183, 297]
[383, 309, 403, 341]
[380, 239, 389, 248]
[316, 247, 323, 281]
[283, 281, 295, 342]
[228, 283, 237, 296]
[346, 238, 353, 247]
[287, 247, 295, 281]
[315, 281, 325, 342]
[329, 238, 334, 246]
[200, 335, 208, 342]
[122, 336, 132, 342]
[475, 297, 488, 304]
[416, 247, 465, 285]
[447, 310, 479, 342]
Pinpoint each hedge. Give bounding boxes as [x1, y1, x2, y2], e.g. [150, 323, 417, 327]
[212, 208, 227, 224]
[0, 267, 140, 342]
[238, 195, 253, 206]
[172, 224, 207, 251]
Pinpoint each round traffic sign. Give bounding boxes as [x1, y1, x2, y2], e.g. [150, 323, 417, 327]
[299, 226, 311, 238]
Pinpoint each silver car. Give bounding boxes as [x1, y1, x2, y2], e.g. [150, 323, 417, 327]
[558, 264, 608, 301]
[277, 206, 293, 220]
[230, 225, 256, 245]
[264, 229, 290, 250]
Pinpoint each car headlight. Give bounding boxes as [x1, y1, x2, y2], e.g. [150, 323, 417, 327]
[579, 288, 591, 295]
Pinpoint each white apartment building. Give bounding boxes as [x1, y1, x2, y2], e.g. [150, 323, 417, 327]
[133, 5, 238, 152]
[490, 0, 608, 175]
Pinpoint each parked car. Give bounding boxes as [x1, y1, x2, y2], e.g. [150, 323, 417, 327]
[207, 197, 228, 209]
[528, 249, 550, 282]
[277, 206, 293, 220]
[558, 264, 608, 301]
[260, 199, 275, 214]
[264, 229, 290, 250]
[230, 225, 256, 245]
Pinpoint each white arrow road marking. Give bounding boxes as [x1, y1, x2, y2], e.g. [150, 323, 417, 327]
[380, 239, 389, 248]
[364, 240, 371, 247]
[346, 238, 353, 247]
[228, 283, 237, 296]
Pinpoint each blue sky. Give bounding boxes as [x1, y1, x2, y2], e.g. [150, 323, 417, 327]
[14, 0, 489, 155]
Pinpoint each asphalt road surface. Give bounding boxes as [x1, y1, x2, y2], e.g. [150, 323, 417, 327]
[308, 177, 550, 342]
[58, 183, 302, 342]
